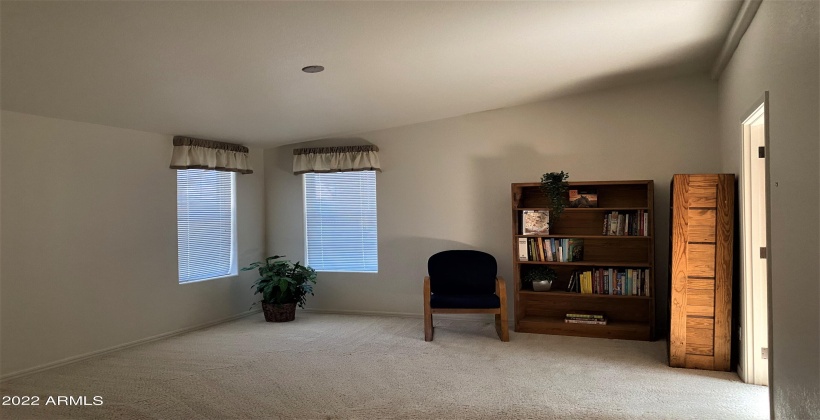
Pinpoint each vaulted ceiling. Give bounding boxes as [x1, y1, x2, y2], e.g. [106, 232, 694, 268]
[1, 1, 741, 147]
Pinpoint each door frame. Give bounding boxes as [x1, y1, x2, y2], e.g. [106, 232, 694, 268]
[738, 92, 771, 386]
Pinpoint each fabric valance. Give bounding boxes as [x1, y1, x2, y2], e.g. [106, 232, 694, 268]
[292, 145, 381, 175]
[170, 136, 253, 174]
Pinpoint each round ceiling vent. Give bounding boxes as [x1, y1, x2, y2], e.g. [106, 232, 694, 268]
[301, 65, 325, 73]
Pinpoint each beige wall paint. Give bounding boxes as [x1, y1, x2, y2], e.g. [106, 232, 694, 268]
[717, 1, 820, 417]
[266, 75, 720, 333]
[0, 111, 266, 377]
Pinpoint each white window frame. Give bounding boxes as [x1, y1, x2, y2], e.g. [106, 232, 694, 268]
[176, 170, 237, 284]
[303, 171, 378, 273]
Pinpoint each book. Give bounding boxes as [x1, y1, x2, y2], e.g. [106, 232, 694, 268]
[579, 271, 586, 293]
[517, 238, 528, 261]
[566, 311, 606, 319]
[565, 318, 607, 325]
[582, 271, 592, 294]
[561, 239, 569, 263]
[644, 269, 651, 296]
[527, 238, 538, 261]
[643, 212, 649, 236]
[522, 210, 550, 235]
[567, 271, 582, 293]
[606, 268, 615, 295]
[637, 210, 644, 236]
[608, 211, 619, 235]
[596, 269, 603, 294]
[624, 213, 634, 236]
[568, 238, 584, 262]
[638, 269, 644, 296]
[569, 189, 598, 208]
[624, 268, 632, 296]
[544, 238, 554, 262]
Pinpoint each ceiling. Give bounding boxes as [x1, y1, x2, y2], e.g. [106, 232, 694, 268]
[1, 1, 741, 148]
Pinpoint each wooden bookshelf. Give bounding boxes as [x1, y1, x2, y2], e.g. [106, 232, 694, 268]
[511, 181, 655, 341]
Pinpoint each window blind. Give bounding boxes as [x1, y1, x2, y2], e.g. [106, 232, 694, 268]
[177, 169, 236, 283]
[304, 171, 378, 272]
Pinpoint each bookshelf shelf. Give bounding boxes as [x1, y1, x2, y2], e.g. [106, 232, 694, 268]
[515, 234, 651, 240]
[517, 316, 650, 340]
[511, 181, 655, 341]
[516, 207, 649, 212]
[518, 290, 653, 300]
[518, 261, 651, 267]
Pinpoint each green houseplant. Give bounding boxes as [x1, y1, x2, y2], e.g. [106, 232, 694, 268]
[523, 265, 558, 292]
[540, 171, 570, 220]
[241, 255, 317, 322]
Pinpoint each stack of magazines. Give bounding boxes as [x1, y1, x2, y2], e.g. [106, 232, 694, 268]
[565, 312, 607, 325]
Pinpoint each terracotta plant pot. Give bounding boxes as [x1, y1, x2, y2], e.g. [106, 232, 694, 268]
[261, 302, 297, 322]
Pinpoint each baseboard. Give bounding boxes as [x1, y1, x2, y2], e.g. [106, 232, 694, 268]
[301, 307, 421, 319]
[301, 307, 516, 327]
[1, 309, 262, 382]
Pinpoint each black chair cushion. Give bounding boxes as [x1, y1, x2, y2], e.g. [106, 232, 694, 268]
[428, 250, 497, 295]
[429, 293, 500, 309]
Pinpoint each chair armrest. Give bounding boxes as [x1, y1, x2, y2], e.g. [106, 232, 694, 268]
[495, 276, 507, 302]
[424, 276, 431, 304]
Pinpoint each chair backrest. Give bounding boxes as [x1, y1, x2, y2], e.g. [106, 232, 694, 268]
[428, 250, 497, 295]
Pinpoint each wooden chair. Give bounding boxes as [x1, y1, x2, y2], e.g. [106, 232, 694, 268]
[423, 250, 509, 341]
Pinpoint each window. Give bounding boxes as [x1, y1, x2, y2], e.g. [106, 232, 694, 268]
[177, 169, 236, 283]
[304, 171, 378, 272]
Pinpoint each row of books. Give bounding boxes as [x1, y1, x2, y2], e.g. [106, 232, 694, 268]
[603, 210, 649, 236]
[517, 237, 584, 262]
[566, 268, 650, 296]
[564, 311, 608, 325]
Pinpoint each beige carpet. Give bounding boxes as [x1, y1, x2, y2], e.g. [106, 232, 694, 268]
[0, 312, 768, 419]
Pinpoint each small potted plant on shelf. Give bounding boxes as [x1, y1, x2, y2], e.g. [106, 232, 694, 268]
[540, 171, 570, 220]
[523, 265, 558, 292]
[241, 255, 317, 322]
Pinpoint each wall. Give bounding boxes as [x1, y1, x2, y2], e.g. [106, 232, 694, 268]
[266, 75, 721, 334]
[0, 111, 266, 377]
[717, 1, 820, 417]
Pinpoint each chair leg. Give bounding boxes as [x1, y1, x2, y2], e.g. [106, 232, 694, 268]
[424, 311, 434, 341]
[495, 276, 509, 342]
[423, 276, 434, 341]
[495, 313, 509, 342]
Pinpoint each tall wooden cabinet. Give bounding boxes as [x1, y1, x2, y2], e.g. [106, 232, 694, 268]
[511, 181, 655, 341]
[668, 174, 734, 371]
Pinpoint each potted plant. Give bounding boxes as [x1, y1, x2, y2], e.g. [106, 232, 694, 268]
[523, 265, 558, 292]
[540, 171, 570, 220]
[241, 255, 317, 322]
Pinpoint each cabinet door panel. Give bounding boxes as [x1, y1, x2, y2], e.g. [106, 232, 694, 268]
[688, 209, 717, 242]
